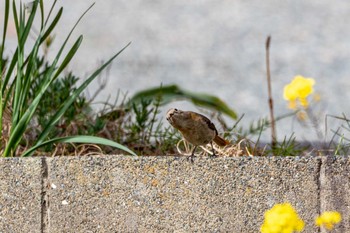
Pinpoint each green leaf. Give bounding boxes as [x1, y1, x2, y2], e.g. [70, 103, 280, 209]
[128, 84, 238, 119]
[21, 135, 137, 157]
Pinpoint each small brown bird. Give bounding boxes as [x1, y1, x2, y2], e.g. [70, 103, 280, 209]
[166, 108, 229, 157]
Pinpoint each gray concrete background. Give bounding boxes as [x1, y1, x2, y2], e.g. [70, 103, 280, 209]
[0, 155, 349, 232]
[1, 1, 350, 141]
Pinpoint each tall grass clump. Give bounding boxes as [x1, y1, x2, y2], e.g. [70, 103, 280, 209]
[0, 0, 135, 157]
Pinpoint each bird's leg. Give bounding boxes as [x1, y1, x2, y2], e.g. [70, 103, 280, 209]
[189, 146, 197, 162]
[210, 142, 216, 156]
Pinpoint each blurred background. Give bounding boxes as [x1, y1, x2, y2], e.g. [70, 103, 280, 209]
[1, 0, 350, 142]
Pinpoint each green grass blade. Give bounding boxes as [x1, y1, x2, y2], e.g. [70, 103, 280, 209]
[2, 4, 63, 96]
[38, 3, 94, 87]
[54, 3, 94, 60]
[19, 1, 38, 46]
[35, 42, 131, 146]
[39, 0, 44, 30]
[4, 73, 53, 156]
[21, 135, 137, 157]
[1, 6, 62, 96]
[12, 1, 20, 40]
[2, 49, 18, 94]
[0, 0, 9, 70]
[0, 0, 9, 139]
[128, 84, 238, 119]
[1, 0, 10, 45]
[11, 1, 39, 122]
[44, 0, 58, 26]
[53, 35, 83, 79]
[18, 44, 41, 112]
[12, 2, 24, 125]
[40, 7, 62, 44]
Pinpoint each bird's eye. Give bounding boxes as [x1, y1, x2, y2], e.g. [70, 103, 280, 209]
[174, 108, 178, 111]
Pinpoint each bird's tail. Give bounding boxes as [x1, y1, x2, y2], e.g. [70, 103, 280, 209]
[213, 135, 230, 147]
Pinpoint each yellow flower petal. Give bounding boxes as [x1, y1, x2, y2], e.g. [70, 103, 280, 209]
[299, 98, 309, 108]
[288, 100, 297, 110]
[315, 211, 342, 230]
[283, 75, 315, 109]
[261, 203, 305, 233]
[283, 83, 298, 101]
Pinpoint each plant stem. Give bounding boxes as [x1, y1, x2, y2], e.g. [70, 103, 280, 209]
[265, 36, 277, 149]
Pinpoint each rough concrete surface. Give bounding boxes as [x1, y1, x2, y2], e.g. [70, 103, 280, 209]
[46, 156, 321, 232]
[0, 157, 42, 233]
[320, 156, 350, 233]
[2, 155, 350, 232]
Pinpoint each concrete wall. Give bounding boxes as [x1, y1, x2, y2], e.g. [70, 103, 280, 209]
[0, 155, 348, 232]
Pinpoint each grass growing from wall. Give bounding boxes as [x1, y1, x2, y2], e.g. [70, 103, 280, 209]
[0, 0, 135, 157]
[1, 1, 349, 157]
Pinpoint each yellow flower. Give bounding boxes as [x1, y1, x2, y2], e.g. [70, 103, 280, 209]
[261, 203, 305, 233]
[283, 75, 315, 109]
[315, 211, 342, 230]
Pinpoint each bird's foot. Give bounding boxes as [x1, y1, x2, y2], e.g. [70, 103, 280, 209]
[188, 154, 195, 163]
